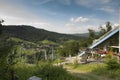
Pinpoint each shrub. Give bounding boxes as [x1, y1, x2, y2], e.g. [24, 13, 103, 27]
[106, 58, 120, 70]
[15, 63, 79, 80]
[0, 44, 14, 80]
[92, 65, 107, 76]
[15, 64, 36, 80]
[35, 63, 78, 80]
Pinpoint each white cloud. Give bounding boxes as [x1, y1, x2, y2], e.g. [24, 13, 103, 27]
[0, 1, 48, 25]
[75, 0, 117, 16]
[0, 1, 37, 19]
[100, 6, 115, 13]
[75, 0, 112, 7]
[75, 0, 91, 7]
[113, 23, 119, 26]
[64, 23, 99, 33]
[62, 16, 109, 33]
[31, 22, 52, 29]
[58, 0, 71, 5]
[70, 17, 89, 23]
[102, 0, 112, 4]
[65, 23, 74, 26]
[31, 0, 72, 5]
[31, 0, 53, 5]
[74, 0, 116, 14]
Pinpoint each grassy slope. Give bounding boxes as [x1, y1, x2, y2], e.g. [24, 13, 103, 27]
[63, 63, 120, 80]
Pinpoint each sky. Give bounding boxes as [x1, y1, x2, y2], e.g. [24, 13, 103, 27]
[0, 0, 120, 34]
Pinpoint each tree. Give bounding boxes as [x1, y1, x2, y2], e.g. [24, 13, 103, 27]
[0, 19, 4, 35]
[58, 40, 79, 57]
[97, 22, 112, 39]
[98, 25, 106, 38]
[0, 42, 13, 80]
[106, 21, 112, 32]
[79, 40, 89, 48]
[0, 42, 18, 80]
[7, 45, 18, 80]
[88, 29, 96, 39]
[0, 19, 4, 25]
[0, 19, 18, 80]
[88, 29, 96, 44]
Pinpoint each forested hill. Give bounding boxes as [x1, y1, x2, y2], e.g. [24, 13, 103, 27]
[1, 25, 85, 42]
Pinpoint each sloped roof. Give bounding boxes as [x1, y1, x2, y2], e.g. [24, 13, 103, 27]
[89, 27, 119, 49]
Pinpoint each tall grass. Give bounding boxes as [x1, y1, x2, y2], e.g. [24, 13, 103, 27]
[15, 63, 79, 80]
[15, 64, 36, 80]
[65, 63, 105, 72]
[65, 62, 120, 80]
[92, 65, 120, 79]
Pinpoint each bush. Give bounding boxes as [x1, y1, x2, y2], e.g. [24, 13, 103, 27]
[0, 44, 14, 80]
[15, 63, 79, 80]
[106, 58, 120, 70]
[15, 64, 36, 80]
[92, 65, 107, 76]
[35, 63, 78, 80]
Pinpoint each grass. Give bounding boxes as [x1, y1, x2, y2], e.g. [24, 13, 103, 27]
[4, 59, 120, 80]
[64, 63, 106, 72]
[64, 63, 120, 80]
[14, 63, 36, 80]
[14, 63, 79, 80]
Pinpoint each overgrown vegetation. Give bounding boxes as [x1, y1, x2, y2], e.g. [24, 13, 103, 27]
[92, 56, 120, 79]
[64, 54, 120, 80]
[15, 63, 79, 80]
[0, 44, 13, 80]
[106, 56, 120, 70]
[58, 40, 80, 57]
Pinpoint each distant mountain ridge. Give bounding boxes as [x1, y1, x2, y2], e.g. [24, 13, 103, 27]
[73, 32, 99, 38]
[2, 25, 85, 42]
[72, 33, 89, 38]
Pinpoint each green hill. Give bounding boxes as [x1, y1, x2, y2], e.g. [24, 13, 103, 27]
[2, 25, 85, 42]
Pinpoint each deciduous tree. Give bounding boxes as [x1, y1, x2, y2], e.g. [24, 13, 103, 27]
[106, 21, 112, 32]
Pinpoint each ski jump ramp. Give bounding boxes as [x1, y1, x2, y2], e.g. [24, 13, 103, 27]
[78, 27, 119, 57]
